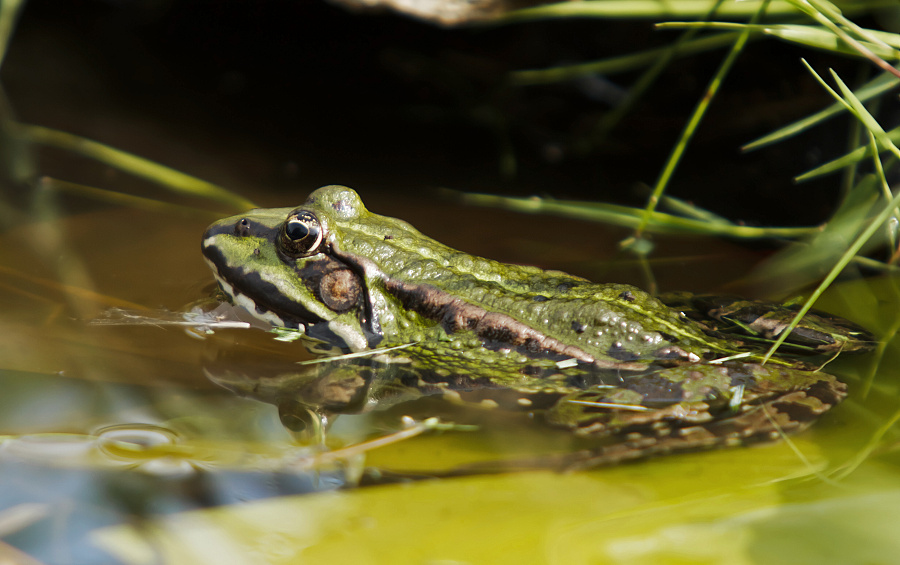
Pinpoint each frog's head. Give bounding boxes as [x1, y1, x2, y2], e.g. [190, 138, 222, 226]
[201, 185, 381, 351]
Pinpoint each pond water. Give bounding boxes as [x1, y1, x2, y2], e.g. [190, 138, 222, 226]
[1, 180, 898, 564]
[2, 3, 900, 564]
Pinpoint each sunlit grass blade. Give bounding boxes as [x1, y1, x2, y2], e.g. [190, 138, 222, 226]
[511, 32, 742, 85]
[830, 69, 896, 146]
[658, 22, 900, 59]
[806, 0, 899, 55]
[744, 73, 898, 151]
[785, 0, 900, 79]
[795, 126, 900, 181]
[295, 342, 418, 364]
[659, 193, 732, 224]
[588, 0, 731, 146]
[741, 173, 882, 296]
[634, 1, 766, 238]
[444, 189, 817, 238]
[763, 63, 900, 361]
[501, 0, 827, 22]
[9, 122, 256, 212]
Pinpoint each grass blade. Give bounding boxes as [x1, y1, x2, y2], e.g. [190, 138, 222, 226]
[744, 73, 898, 151]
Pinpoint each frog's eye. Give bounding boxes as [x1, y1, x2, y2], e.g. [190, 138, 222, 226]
[280, 211, 323, 256]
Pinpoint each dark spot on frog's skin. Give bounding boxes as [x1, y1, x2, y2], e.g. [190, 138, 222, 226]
[532, 295, 550, 302]
[522, 336, 548, 354]
[481, 325, 518, 346]
[253, 248, 260, 256]
[607, 342, 640, 362]
[770, 398, 818, 424]
[331, 199, 351, 214]
[803, 378, 847, 406]
[619, 290, 636, 302]
[522, 365, 545, 376]
[384, 235, 394, 240]
[557, 282, 576, 292]
[571, 321, 587, 334]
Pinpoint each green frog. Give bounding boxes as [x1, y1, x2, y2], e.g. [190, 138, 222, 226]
[201, 185, 874, 468]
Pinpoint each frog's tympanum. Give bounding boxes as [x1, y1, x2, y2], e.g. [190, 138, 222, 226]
[202, 186, 875, 468]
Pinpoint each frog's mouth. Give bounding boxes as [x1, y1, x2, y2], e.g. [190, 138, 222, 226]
[203, 252, 378, 352]
[203, 256, 323, 331]
[200, 231, 325, 332]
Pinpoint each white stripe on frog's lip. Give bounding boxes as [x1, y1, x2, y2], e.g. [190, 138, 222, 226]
[204, 257, 291, 329]
[203, 239, 372, 351]
[323, 321, 368, 351]
[209, 270, 367, 351]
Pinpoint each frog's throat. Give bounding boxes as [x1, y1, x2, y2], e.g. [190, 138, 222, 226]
[203, 258, 312, 327]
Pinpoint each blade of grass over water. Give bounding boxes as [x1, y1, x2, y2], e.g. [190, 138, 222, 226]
[762, 63, 900, 362]
[659, 194, 732, 224]
[631, 0, 768, 241]
[785, 0, 900, 79]
[658, 22, 900, 59]
[744, 73, 898, 151]
[742, 173, 885, 296]
[590, 0, 735, 143]
[796, 126, 900, 181]
[444, 189, 817, 238]
[9, 123, 256, 212]
[511, 32, 744, 85]
[499, 0, 881, 22]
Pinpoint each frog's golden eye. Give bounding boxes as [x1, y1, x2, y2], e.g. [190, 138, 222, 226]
[280, 211, 323, 256]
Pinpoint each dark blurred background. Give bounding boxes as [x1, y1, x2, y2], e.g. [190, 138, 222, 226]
[2, 0, 865, 225]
